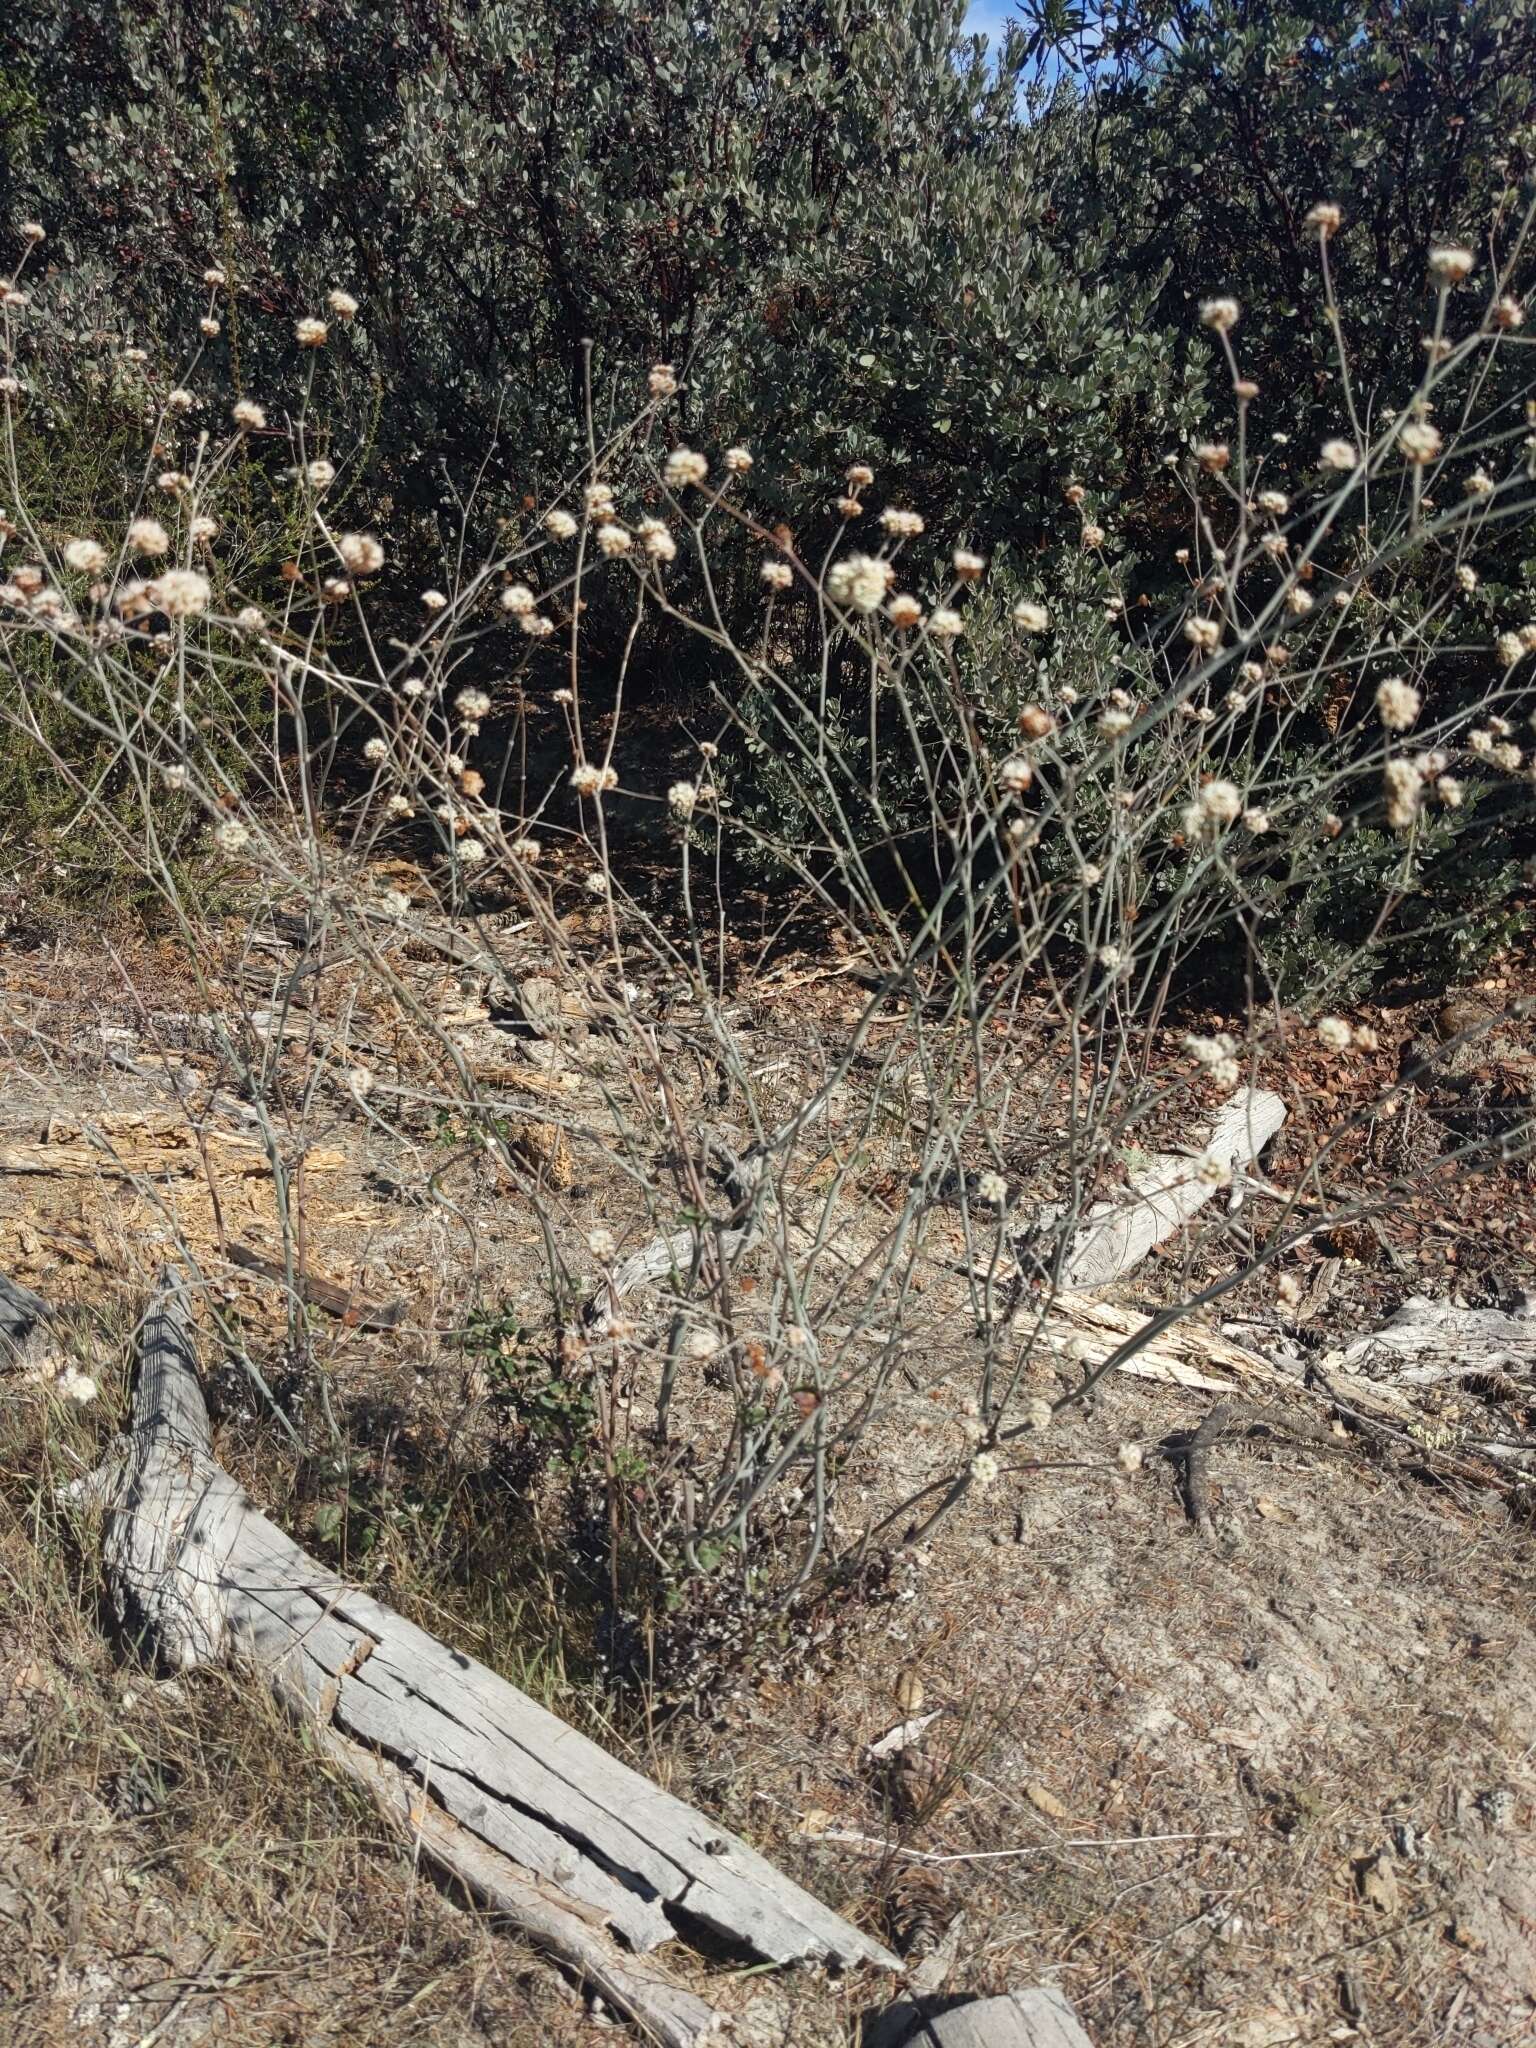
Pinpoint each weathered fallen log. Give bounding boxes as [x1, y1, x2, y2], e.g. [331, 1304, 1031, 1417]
[867, 1985, 1094, 2048]
[85, 1271, 893, 2045]
[0, 1270, 49, 1359]
[1337, 1292, 1536, 1385]
[1061, 1087, 1286, 1291]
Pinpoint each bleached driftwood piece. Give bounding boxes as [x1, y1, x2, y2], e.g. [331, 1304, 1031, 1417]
[1061, 1088, 1286, 1291]
[867, 1985, 1094, 2048]
[88, 1272, 893, 2046]
[0, 1270, 50, 1361]
[1337, 1292, 1536, 1385]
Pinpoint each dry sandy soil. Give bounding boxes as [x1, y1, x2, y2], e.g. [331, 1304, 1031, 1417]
[1, 918, 1533, 2048]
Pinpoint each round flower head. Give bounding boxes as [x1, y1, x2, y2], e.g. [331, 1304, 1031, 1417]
[457, 838, 487, 867]
[998, 756, 1033, 793]
[886, 593, 923, 629]
[723, 446, 753, 474]
[232, 399, 267, 430]
[927, 606, 964, 639]
[953, 548, 986, 582]
[1316, 1016, 1352, 1051]
[455, 688, 491, 720]
[1398, 419, 1442, 465]
[63, 538, 107, 576]
[1464, 469, 1494, 499]
[1427, 245, 1474, 285]
[570, 761, 618, 795]
[976, 1171, 1008, 1208]
[1305, 201, 1343, 238]
[668, 780, 697, 818]
[295, 316, 328, 347]
[1493, 295, 1525, 331]
[544, 508, 578, 539]
[761, 560, 793, 590]
[166, 388, 195, 413]
[199, 317, 221, 338]
[1195, 441, 1230, 472]
[846, 462, 875, 488]
[19, 221, 44, 243]
[648, 363, 678, 398]
[826, 553, 892, 612]
[154, 568, 211, 618]
[363, 736, 389, 764]
[1257, 489, 1289, 516]
[1012, 600, 1049, 632]
[203, 267, 226, 286]
[879, 507, 924, 538]
[663, 447, 708, 489]
[338, 532, 384, 574]
[1081, 522, 1106, 548]
[1320, 437, 1358, 471]
[520, 612, 554, 637]
[327, 288, 359, 320]
[501, 583, 535, 614]
[1184, 615, 1222, 651]
[1200, 296, 1240, 332]
[585, 481, 616, 521]
[1375, 676, 1421, 731]
[306, 458, 336, 489]
[421, 588, 448, 611]
[1200, 779, 1243, 824]
[596, 522, 633, 557]
[127, 518, 170, 556]
[214, 818, 250, 853]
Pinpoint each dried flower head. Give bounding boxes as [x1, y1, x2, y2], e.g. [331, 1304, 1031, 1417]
[976, 1171, 1008, 1208]
[663, 447, 708, 489]
[154, 568, 211, 618]
[953, 548, 986, 581]
[1200, 296, 1240, 332]
[570, 761, 619, 795]
[306, 458, 336, 490]
[455, 688, 491, 720]
[723, 445, 753, 474]
[1081, 522, 1106, 548]
[1493, 295, 1526, 331]
[1305, 201, 1343, 238]
[1316, 1016, 1352, 1051]
[1383, 755, 1422, 829]
[761, 560, 793, 591]
[880, 507, 924, 538]
[1375, 676, 1421, 731]
[1427, 245, 1474, 285]
[327, 288, 359, 320]
[826, 553, 893, 612]
[232, 399, 266, 430]
[846, 462, 875, 488]
[647, 363, 678, 398]
[927, 606, 964, 639]
[501, 583, 535, 614]
[295, 316, 329, 347]
[127, 518, 170, 556]
[63, 538, 107, 576]
[1398, 419, 1443, 465]
[998, 755, 1033, 793]
[1200, 779, 1243, 824]
[1320, 437, 1359, 471]
[1184, 615, 1222, 651]
[363, 736, 389, 765]
[886, 593, 923, 629]
[596, 522, 633, 557]
[421, 588, 448, 611]
[1012, 599, 1050, 633]
[338, 532, 384, 575]
[544, 508, 579, 540]
[668, 780, 697, 818]
[214, 818, 250, 853]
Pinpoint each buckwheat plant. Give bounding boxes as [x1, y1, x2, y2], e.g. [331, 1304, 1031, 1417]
[2, 209, 1533, 1697]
